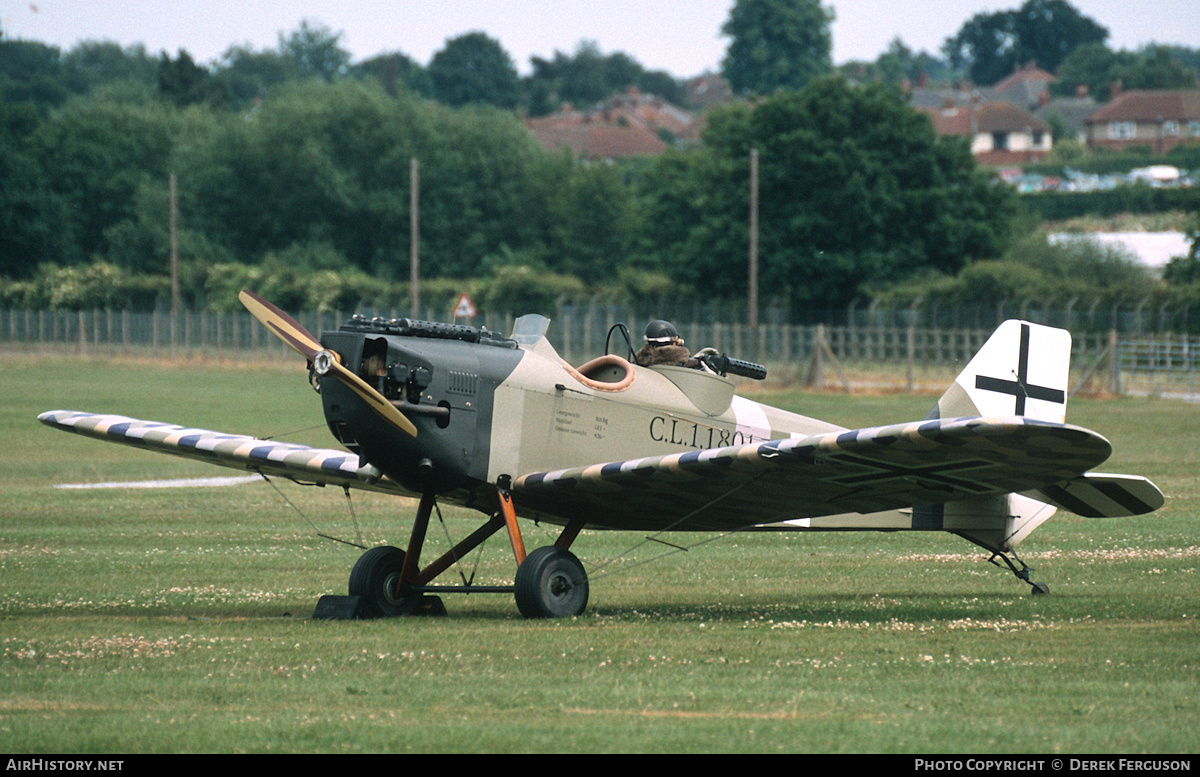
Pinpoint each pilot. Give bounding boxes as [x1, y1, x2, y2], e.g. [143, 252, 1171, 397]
[635, 320, 698, 368]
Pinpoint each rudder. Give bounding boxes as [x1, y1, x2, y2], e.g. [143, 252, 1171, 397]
[928, 320, 1070, 423]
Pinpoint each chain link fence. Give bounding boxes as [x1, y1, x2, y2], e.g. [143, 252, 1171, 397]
[4, 307, 1199, 399]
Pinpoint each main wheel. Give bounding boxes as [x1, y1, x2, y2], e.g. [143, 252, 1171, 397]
[514, 546, 589, 619]
[348, 545, 417, 617]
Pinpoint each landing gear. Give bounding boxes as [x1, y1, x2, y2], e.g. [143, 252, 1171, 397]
[989, 550, 1050, 596]
[514, 546, 589, 618]
[348, 545, 442, 617]
[326, 488, 589, 619]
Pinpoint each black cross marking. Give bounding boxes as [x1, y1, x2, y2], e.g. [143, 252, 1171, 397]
[829, 454, 996, 494]
[974, 323, 1065, 415]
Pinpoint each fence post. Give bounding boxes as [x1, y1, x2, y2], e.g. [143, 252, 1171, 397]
[561, 309, 573, 364]
[1108, 329, 1121, 395]
[811, 324, 824, 387]
[906, 326, 915, 393]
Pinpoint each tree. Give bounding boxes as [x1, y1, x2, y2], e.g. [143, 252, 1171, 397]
[30, 98, 178, 268]
[945, 0, 1108, 85]
[0, 37, 70, 109]
[542, 156, 637, 282]
[1163, 195, 1200, 286]
[1119, 45, 1200, 91]
[213, 44, 295, 105]
[175, 80, 562, 280]
[525, 41, 685, 115]
[719, 0, 834, 95]
[157, 50, 227, 107]
[838, 40, 954, 90]
[1053, 43, 1199, 99]
[353, 52, 432, 98]
[0, 103, 74, 276]
[60, 40, 157, 94]
[638, 77, 1019, 310]
[528, 42, 614, 109]
[175, 81, 423, 271]
[428, 32, 521, 109]
[277, 19, 350, 82]
[874, 38, 917, 86]
[1051, 41, 1122, 98]
[1011, 0, 1108, 73]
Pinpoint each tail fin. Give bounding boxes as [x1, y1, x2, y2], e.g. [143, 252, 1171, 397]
[926, 321, 1072, 553]
[929, 320, 1070, 423]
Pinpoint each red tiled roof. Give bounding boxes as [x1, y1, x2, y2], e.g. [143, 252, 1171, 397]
[525, 113, 668, 158]
[921, 105, 974, 136]
[920, 102, 1049, 136]
[524, 88, 699, 159]
[992, 64, 1056, 91]
[976, 101, 1050, 133]
[1087, 90, 1200, 123]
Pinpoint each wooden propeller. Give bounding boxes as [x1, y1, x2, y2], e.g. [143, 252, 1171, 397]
[239, 290, 418, 438]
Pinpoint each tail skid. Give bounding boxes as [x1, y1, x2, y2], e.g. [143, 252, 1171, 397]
[930, 321, 1065, 592]
[932, 321, 1161, 592]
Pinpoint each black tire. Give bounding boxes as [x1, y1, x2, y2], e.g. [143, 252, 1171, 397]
[514, 546, 589, 619]
[348, 545, 414, 618]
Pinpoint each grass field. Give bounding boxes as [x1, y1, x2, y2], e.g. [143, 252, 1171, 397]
[2, 352, 1198, 754]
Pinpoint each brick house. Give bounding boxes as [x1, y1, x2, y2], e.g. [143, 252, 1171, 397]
[1084, 89, 1200, 153]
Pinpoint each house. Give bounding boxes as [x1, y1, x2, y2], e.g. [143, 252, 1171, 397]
[525, 108, 669, 159]
[986, 63, 1057, 112]
[910, 65, 1057, 115]
[1034, 93, 1098, 145]
[910, 64, 1059, 163]
[1084, 89, 1200, 153]
[919, 100, 1053, 165]
[685, 72, 733, 110]
[524, 88, 701, 160]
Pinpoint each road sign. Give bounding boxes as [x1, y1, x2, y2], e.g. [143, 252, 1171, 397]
[453, 293, 477, 319]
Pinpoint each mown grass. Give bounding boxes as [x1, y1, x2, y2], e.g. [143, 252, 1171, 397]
[1, 352, 1197, 753]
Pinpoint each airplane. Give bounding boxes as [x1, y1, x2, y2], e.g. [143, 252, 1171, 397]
[38, 291, 1165, 619]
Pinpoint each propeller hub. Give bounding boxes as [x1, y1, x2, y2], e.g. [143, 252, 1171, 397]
[313, 350, 337, 376]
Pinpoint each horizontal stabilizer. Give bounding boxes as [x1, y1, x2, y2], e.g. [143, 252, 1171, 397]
[1026, 473, 1164, 517]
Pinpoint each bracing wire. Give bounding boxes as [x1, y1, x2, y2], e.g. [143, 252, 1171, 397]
[257, 473, 366, 553]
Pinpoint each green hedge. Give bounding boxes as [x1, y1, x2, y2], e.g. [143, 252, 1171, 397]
[1020, 185, 1200, 221]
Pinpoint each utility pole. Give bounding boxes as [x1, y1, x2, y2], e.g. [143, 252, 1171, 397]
[410, 157, 420, 319]
[169, 172, 179, 347]
[748, 148, 759, 331]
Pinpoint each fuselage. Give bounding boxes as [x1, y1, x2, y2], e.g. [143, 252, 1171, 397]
[317, 314, 840, 516]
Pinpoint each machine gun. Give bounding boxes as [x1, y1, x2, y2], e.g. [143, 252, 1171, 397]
[698, 353, 767, 381]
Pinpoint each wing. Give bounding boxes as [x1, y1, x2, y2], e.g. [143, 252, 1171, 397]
[513, 416, 1115, 532]
[38, 410, 413, 496]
